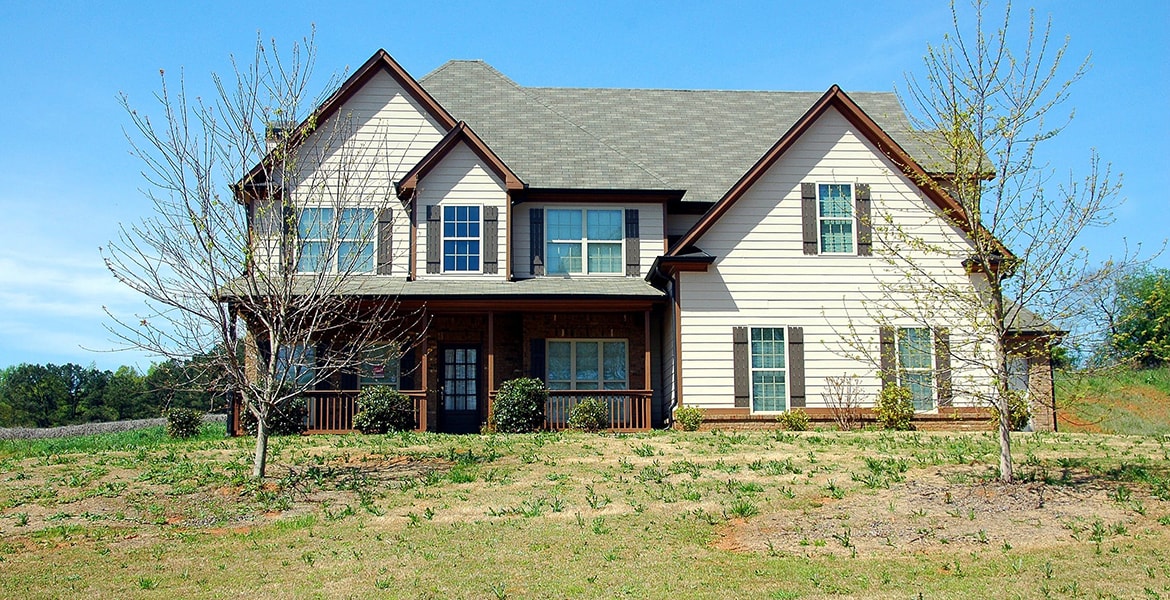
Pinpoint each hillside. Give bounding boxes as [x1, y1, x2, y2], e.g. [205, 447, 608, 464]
[1057, 366, 1170, 435]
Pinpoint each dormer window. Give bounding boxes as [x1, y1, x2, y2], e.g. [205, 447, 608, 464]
[443, 205, 481, 272]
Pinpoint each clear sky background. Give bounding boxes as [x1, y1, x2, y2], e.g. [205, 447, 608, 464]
[0, 0, 1166, 371]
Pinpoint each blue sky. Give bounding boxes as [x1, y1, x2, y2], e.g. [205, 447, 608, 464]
[0, 0, 1166, 371]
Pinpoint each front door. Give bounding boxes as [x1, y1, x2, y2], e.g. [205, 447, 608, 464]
[440, 345, 481, 433]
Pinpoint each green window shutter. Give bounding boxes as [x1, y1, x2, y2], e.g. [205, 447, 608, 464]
[377, 208, 394, 275]
[425, 205, 440, 274]
[879, 326, 896, 389]
[625, 209, 640, 276]
[934, 328, 952, 406]
[801, 183, 818, 255]
[855, 183, 872, 256]
[787, 326, 805, 408]
[530, 208, 545, 276]
[733, 327, 749, 408]
[483, 206, 499, 274]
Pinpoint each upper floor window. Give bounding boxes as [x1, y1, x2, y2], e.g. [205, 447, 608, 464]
[897, 327, 934, 411]
[297, 208, 375, 273]
[546, 209, 623, 274]
[818, 184, 855, 254]
[443, 205, 481, 272]
[750, 327, 787, 412]
[547, 339, 628, 390]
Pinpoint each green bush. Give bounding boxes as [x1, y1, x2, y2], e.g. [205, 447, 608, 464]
[989, 390, 1032, 431]
[776, 408, 810, 431]
[874, 385, 916, 431]
[165, 408, 203, 439]
[491, 378, 548, 433]
[567, 397, 609, 432]
[353, 387, 415, 434]
[241, 397, 307, 436]
[674, 406, 705, 431]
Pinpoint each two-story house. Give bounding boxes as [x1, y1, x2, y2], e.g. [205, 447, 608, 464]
[230, 49, 1059, 435]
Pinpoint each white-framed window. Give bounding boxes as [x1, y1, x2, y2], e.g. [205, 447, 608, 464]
[443, 205, 481, 272]
[546, 339, 628, 390]
[897, 327, 934, 410]
[545, 209, 623, 275]
[818, 183, 855, 254]
[750, 327, 787, 412]
[1007, 356, 1029, 395]
[297, 207, 376, 273]
[277, 344, 316, 386]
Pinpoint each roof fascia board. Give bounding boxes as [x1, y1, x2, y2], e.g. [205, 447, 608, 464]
[397, 121, 524, 199]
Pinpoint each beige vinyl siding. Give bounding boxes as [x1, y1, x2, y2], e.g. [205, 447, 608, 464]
[415, 143, 508, 280]
[678, 108, 994, 410]
[512, 202, 665, 278]
[252, 68, 446, 277]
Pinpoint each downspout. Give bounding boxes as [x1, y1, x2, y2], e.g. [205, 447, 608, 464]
[647, 260, 677, 428]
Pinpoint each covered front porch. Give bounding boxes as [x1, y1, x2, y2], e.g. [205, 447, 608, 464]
[302, 290, 665, 434]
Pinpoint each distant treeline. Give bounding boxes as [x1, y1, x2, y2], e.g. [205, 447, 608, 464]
[0, 360, 218, 428]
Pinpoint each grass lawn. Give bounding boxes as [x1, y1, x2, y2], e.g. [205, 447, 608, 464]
[1, 423, 1169, 599]
[1058, 366, 1170, 435]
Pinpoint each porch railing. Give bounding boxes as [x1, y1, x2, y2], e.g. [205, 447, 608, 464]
[303, 390, 427, 434]
[544, 390, 653, 432]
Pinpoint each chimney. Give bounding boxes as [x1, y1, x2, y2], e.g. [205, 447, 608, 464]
[265, 121, 295, 153]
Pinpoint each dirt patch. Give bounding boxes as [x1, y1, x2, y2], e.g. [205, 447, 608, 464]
[714, 467, 1154, 557]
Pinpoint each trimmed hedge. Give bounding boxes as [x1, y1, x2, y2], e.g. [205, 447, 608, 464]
[353, 387, 415, 434]
[567, 397, 608, 432]
[491, 378, 547, 433]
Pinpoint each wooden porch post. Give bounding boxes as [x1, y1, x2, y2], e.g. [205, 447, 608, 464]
[643, 309, 651, 390]
[487, 311, 496, 418]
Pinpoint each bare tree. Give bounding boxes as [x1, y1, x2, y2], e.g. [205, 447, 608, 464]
[877, 0, 1147, 481]
[104, 33, 425, 477]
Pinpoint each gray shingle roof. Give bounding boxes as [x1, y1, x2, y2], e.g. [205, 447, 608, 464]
[421, 60, 941, 203]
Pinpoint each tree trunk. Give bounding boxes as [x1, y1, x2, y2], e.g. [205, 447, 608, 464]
[252, 421, 269, 479]
[997, 393, 1014, 482]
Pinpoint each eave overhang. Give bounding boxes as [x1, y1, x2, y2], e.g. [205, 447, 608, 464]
[396, 121, 524, 199]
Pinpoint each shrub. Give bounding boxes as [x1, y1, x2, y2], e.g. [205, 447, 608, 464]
[491, 378, 547, 433]
[165, 408, 203, 439]
[353, 387, 415, 434]
[873, 385, 915, 431]
[776, 408, 810, 431]
[567, 397, 609, 432]
[989, 390, 1032, 431]
[674, 406, 705, 431]
[241, 397, 307, 436]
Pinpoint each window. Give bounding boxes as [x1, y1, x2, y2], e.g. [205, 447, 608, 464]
[546, 340, 628, 390]
[1007, 357, 1029, 395]
[359, 344, 400, 388]
[297, 207, 375, 273]
[897, 327, 934, 410]
[276, 344, 316, 386]
[750, 327, 787, 412]
[443, 205, 481, 272]
[818, 184, 854, 254]
[545, 209, 623, 274]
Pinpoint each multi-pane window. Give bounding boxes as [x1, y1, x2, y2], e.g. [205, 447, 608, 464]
[818, 184, 854, 254]
[359, 344, 400, 388]
[276, 344, 316, 386]
[897, 327, 934, 410]
[546, 340, 628, 390]
[750, 327, 787, 412]
[443, 205, 481, 272]
[297, 208, 375, 273]
[546, 209, 623, 274]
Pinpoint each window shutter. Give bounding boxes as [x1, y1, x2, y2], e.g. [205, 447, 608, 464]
[426, 205, 440, 274]
[879, 326, 896, 389]
[801, 183, 818, 255]
[483, 206, 499, 274]
[787, 326, 805, 408]
[935, 328, 952, 406]
[855, 183, 872, 256]
[733, 326, 749, 408]
[281, 204, 296, 271]
[399, 347, 417, 391]
[529, 338, 546, 380]
[625, 209, 641, 276]
[377, 208, 394, 275]
[529, 208, 545, 276]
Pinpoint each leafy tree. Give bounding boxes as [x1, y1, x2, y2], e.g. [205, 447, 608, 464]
[1111, 268, 1170, 367]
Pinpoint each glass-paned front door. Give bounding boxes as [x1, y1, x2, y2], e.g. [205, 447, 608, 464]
[441, 345, 480, 433]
